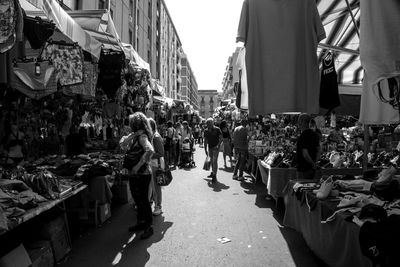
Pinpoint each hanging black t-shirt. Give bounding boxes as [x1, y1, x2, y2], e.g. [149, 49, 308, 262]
[319, 52, 340, 110]
[296, 129, 320, 172]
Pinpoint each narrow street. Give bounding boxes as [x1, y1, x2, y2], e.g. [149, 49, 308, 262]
[60, 145, 324, 267]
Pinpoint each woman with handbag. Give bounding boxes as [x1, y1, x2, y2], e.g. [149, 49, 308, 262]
[119, 112, 154, 239]
[148, 118, 165, 216]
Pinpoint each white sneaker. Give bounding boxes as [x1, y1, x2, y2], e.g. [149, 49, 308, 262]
[153, 207, 162, 216]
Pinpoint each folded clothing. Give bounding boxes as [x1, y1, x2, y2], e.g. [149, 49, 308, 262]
[336, 179, 373, 192]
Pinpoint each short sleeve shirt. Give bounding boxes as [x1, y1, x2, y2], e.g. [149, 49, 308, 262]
[204, 126, 222, 149]
[296, 129, 320, 172]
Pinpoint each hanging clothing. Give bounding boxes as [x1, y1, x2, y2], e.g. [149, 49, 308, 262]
[40, 42, 84, 86]
[319, 52, 340, 111]
[63, 62, 98, 97]
[237, 0, 325, 115]
[359, 0, 400, 124]
[236, 47, 248, 110]
[23, 15, 55, 50]
[0, 0, 23, 53]
[97, 50, 124, 100]
[11, 60, 57, 99]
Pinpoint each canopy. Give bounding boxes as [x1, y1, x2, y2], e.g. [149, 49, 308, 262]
[23, 0, 102, 60]
[317, 0, 361, 86]
[122, 43, 151, 71]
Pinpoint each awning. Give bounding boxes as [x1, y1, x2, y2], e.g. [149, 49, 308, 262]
[122, 43, 150, 71]
[24, 0, 102, 60]
[317, 0, 361, 86]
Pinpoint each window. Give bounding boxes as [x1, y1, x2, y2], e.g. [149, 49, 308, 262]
[148, 26, 151, 40]
[98, 0, 106, 9]
[130, 0, 133, 14]
[147, 49, 151, 62]
[110, 9, 114, 19]
[137, 9, 140, 24]
[148, 1, 152, 18]
[136, 38, 139, 51]
[75, 0, 82, 9]
[129, 30, 133, 45]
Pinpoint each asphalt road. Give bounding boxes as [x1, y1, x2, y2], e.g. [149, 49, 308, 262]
[60, 144, 324, 267]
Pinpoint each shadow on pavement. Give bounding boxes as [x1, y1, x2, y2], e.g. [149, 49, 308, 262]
[278, 226, 329, 267]
[218, 166, 234, 173]
[117, 215, 173, 266]
[203, 178, 230, 192]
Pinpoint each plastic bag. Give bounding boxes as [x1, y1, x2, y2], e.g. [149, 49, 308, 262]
[203, 156, 211, 171]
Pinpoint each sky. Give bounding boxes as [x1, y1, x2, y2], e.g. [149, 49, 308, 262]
[164, 0, 244, 91]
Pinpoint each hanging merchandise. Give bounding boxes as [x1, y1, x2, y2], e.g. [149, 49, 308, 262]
[11, 59, 57, 99]
[319, 51, 340, 111]
[359, 0, 400, 124]
[0, 0, 23, 54]
[235, 47, 248, 110]
[97, 49, 125, 100]
[23, 15, 55, 50]
[63, 62, 98, 97]
[40, 40, 84, 86]
[236, 0, 326, 115]
[125, 64, 152, 112]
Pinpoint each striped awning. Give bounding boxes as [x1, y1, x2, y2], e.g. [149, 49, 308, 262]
[317, 0, 361, 86]
[24, 0, 102, 60]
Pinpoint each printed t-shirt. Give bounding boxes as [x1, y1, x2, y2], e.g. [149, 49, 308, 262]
[237, 0, 325, 115]
[204, 126, 222, 149]
[296, 129, 320, 172]
[359, 0, 400, 124]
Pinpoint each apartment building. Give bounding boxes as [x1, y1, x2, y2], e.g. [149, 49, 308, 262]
[221, 47, 241, 100]
[181, 53, 199, 110]
[67, 0, 187, 99]
[198, 90, 218, 119]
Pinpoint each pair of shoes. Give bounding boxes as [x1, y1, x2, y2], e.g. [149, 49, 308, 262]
[140, 227, 154, 239]
[207, 173, 214, 178]
[211, 175, 217, 183]
[128, 223, 146, 232]
[153, 206, 162, 216]
[232, 174, 238, 180]
[313, 177, 333, 200]
[237, 176, 244, 181]
[377, 165, 397, 184]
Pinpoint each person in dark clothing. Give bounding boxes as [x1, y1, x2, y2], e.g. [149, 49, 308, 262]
[296, 115, 321, 179]
[204, 118, 223, 182]
[65, 125, 85, 156]
[120, 112, 154, 239]
[220, 120, 233, 168]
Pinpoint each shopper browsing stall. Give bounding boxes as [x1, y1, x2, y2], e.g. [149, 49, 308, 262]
[220, 120, 233, 168]
[296, 115, 321, 179]
[232, 120, 248, 181]
[120, 112, 154, 239]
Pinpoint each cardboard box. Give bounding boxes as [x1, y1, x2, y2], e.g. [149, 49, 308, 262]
[98, 203, 111, 224]
[112, 181, 132, 204]
[26, 241, 54, 267]
[38, 216, 71, 263]
[0, 244, 32, 267]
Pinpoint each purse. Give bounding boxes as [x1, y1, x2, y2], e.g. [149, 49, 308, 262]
[156, 168, 173, 186]
[203, 156, 211, 171]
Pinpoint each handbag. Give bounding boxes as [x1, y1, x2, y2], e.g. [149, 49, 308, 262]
[156, 168, 173, 186]
[203, 156, 211, 171]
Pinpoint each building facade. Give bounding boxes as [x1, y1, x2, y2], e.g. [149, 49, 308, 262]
[67, 0, 191, 100]
[181, 53, 199, 110]
[198, 90, 218, 119]
[221, 47, 241, 100]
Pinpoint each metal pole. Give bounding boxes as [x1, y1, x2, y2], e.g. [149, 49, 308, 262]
[345, 0, 360, 37]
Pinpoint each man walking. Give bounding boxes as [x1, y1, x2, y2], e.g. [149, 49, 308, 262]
[232, 120, 248, 181]
[204, 118, 222, 183]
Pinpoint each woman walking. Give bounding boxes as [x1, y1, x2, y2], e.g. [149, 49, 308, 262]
[148, 118, 164, 216]
[220, 121, 233, 168]
[120, 112, 154, 239]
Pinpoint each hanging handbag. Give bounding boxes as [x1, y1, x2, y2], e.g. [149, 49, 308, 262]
[203, 156, 211, 171]
[155, 158, 173, 186]
[40, 40, 84, 86]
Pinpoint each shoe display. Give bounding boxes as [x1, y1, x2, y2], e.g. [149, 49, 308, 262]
[153, 207, 162, 216]
[377, 165, 397, 184]
[140, 227, 154, 239]
[315, 177, 333, 200]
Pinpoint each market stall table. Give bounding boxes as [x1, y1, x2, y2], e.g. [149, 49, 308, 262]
[283, 180, 372, 267]
[258, 160, 365, 202]
[1, 184, 87, 240]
